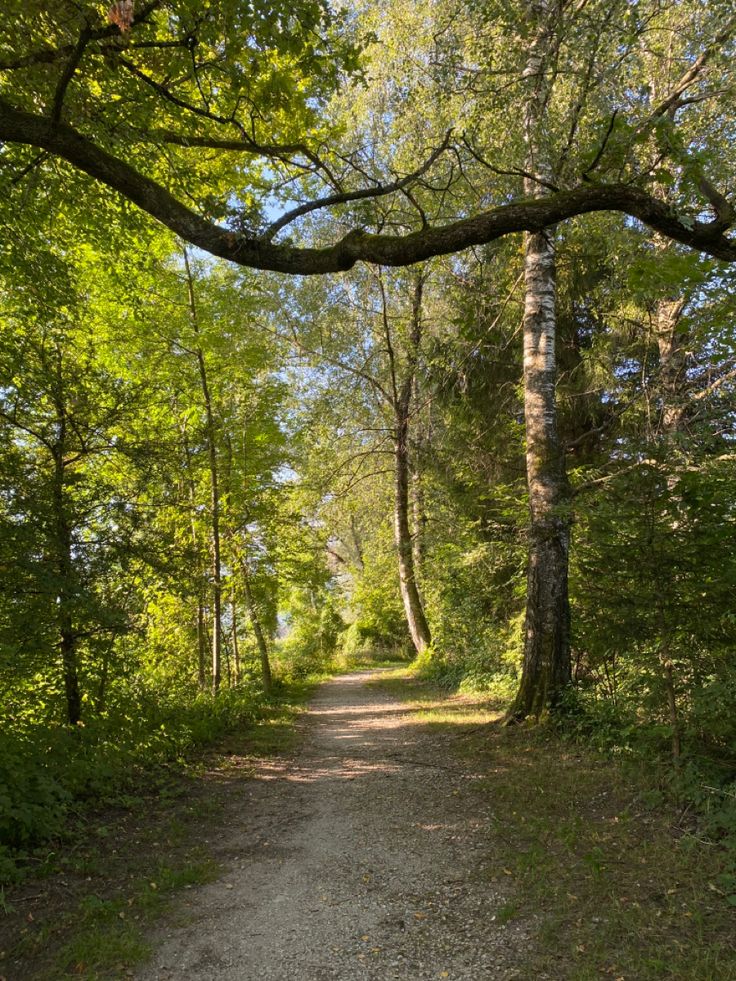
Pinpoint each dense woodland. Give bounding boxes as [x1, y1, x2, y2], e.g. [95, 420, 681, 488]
[1, 0, 735, 888]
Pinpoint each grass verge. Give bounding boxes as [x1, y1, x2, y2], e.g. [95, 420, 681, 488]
[371, 667, 736, 981]
[0, 676, 319, 980]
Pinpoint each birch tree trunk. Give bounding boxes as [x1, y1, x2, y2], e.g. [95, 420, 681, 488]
[510, 0, 572, 719]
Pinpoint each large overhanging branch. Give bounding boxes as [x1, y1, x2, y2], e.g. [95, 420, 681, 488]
[1, 97, 735, 273]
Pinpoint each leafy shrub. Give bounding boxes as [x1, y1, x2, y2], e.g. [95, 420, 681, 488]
[0, 682, 267, 883]
[337, 621, 410, 667]
[0, 731, 72, 850]
[277, 588, 345, 679]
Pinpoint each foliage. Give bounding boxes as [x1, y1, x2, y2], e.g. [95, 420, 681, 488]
[1, 0, 736, 916]
[277, 585, 345, 679]
[0, 682, 269, 882]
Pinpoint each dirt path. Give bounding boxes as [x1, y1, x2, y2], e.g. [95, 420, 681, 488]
[136, 669, 527, 981]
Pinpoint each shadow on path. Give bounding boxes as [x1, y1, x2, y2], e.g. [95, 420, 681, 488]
[136, 670, 528, 981]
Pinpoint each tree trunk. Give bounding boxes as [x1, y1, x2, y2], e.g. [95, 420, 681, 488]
[656, 296, 687, 434]
[197, 593, 207, 690]
[96, 651, 109, 713]
[410, 467, 425, 575]
[57, 512, 81, 726]
[410, 374, 427, 577]
[394, 427, 432, 654]
[51, 393, 81, 726]
[183, 248, 222, 695]
[242, 565, 272, 693]
[387, 274, 431, 655]
[231, 596, 241, 686]
[654, 289, 687, 759]
[662, 652, 681, 761]
[350, 514, 365, 572]
[510, 0, 572, 719]
[199, 361, 223, 695]
[182, 426, 208, 690]
[644, 39, 689, 750]
[511, 228, 572, 718]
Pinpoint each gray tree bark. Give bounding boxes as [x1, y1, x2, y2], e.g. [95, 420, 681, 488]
[510, 0, 572, 719]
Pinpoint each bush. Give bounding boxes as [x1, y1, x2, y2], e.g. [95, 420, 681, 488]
[337, 621, 411, 667]
[276, 588, 345, 679]
[0, 682, 267, 883]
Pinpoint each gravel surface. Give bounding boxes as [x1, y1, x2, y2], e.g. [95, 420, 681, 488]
[136, 669, 530, 980]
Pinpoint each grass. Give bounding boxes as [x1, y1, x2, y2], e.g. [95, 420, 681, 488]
[0, 674, 321, 980]
[371, 667, 736, 980]
[53, 859, 218, 978]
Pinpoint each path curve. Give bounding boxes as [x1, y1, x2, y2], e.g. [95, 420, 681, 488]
[137, 669, 527, 980]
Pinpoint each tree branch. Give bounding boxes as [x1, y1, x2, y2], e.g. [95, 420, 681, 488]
[691, 362, 736, 401]
[261, 132, 453, 240]
[116, 56, 248, 135]
[638, 13, 736, 134]
[0, 0, 166, 71]
[51, 27, 91, 123]
[1, 98, 735, 272]
[0, 405, 54, 451]
[461, 134, 560, 192]
[258, 315, 393, 405]
[150, 128, 321, 162]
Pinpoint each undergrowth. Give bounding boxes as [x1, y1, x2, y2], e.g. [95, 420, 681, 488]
[0, 678, 317, 886]
[412, 649, 736, 896]
[0, 670, 325, 979]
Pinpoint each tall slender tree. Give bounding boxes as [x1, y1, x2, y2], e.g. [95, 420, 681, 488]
[182, 248, 224, 694]
[510, 0, 572, 718]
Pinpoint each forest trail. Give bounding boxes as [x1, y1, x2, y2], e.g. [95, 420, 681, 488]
[136, 669, 527, 981]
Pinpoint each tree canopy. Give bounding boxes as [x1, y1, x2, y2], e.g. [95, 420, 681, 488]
[2, 1, 736, 270]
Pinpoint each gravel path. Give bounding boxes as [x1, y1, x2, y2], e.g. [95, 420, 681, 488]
[136, 669, 529, 981]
